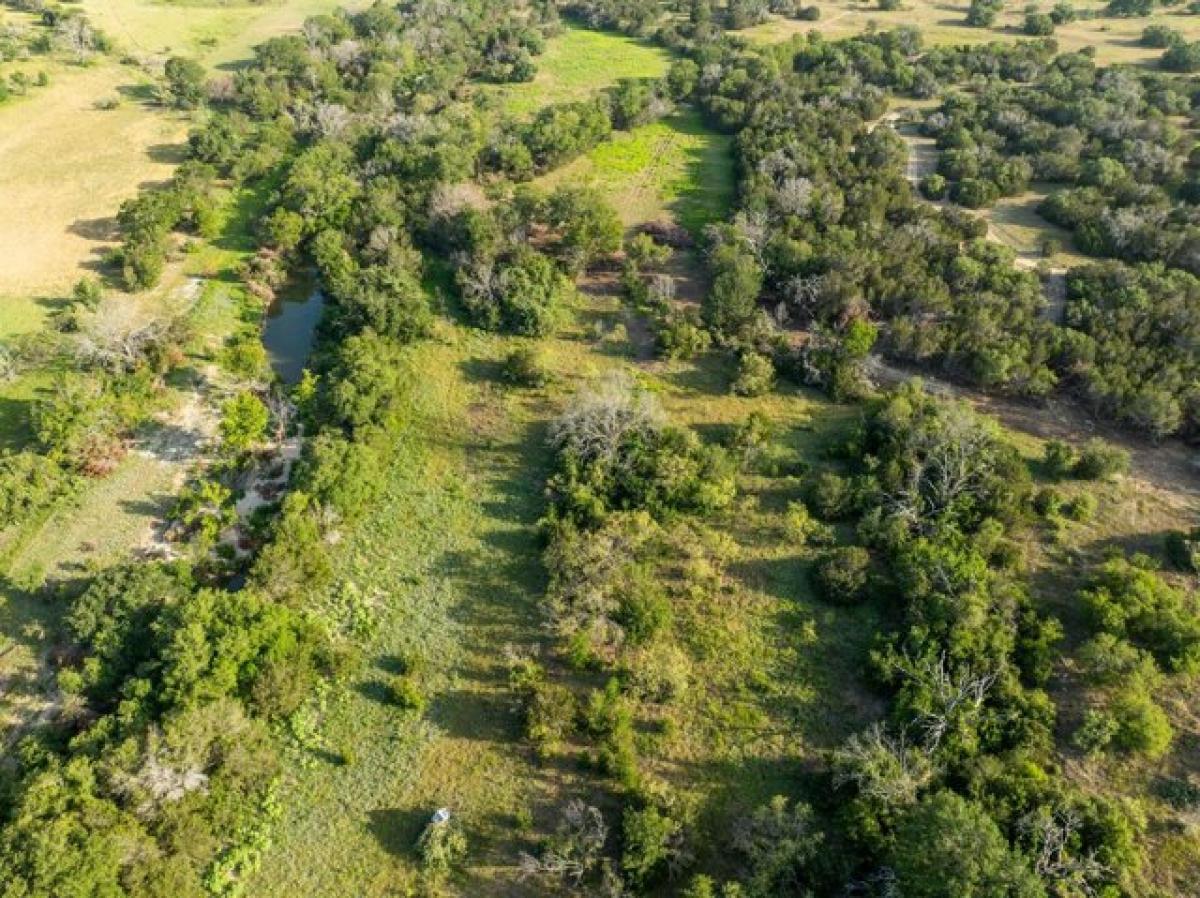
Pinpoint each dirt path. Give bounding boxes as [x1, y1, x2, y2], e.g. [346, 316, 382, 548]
[865, 355, 1200, 500]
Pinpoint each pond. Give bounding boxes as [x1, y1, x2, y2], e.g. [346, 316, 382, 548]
[262, 281, 324, 384]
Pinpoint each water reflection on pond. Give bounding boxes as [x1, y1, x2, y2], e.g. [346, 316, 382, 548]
[262, 279, 324, 384]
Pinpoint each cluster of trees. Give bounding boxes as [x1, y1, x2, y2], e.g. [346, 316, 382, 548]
[1072, 553, 1199, 758]
[113, 162, 221, 290]
[686, 30, 1064, 399]
[517, 376, 747, 892]
[439, 182, 622, 334]
[1060, 263, 1200, 438]
[814, 386, 1145, 897]
[520, 378, 1162, 896]
[0, 279, 197, 532]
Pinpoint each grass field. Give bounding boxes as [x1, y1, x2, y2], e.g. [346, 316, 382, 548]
[537, 109, 735, 236]
[494, 23, 672, 118]
[0, 63, 185, 308]
[744, 0, 1200, 65]
[86, 0, 368, 68]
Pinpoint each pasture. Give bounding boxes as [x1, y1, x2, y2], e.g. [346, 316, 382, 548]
[536, 109, 735, 235]
[494, 23, 672, 117]
[745, 0, 1200, 66]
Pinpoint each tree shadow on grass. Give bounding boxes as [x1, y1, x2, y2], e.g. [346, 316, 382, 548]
[367, 807, 429, 858]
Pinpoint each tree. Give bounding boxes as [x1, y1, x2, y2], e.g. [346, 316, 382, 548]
[163, 56, 206, 109]
[889, 793, 1046, 898]
[219, 392, 269, 455]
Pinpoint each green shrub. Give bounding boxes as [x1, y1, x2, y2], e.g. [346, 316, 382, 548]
[920, 173, 948, 200]
[417, 815, 468, 874]
[732, 351, 775, 397]
[503, 345, 551, 387]
[807, 471, 854, 520]
[621, 805, 682, 887]
[389, 677, 425, 712]
[1073, 439, 1130, 481]
[1042, 439, 1077, 479]
[1110, 688, 1173, 758]
[1063, 493, 1098, 522]
[811, 546, 872, 604]
[1073, 709, 1120, 755]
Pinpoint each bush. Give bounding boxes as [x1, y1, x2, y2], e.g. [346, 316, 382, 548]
[811, 546, 872, 604]
[1073, 439, 1130, 481]
[732, 351, 775, 396]
[807, 471, 854, 520]
[1142, 24, 1182, 47]
[1033, 487, 1064, 518]
[784, 501, 835, 547]
[1024, 13, 1055, 35]
[417, 814, 468, 874]
[389, 676, 425, 712]
[1110, 687, 1173, 758]
[1042, 439, 1077, 479]
[1165, 528, 1199, 572]
[1063, 493, 1098, 522]
[503, 345, 551, 387]
[621, 805, 682, 887]
[1073, 709, 1120, 754]
[920, 173, 948, 200]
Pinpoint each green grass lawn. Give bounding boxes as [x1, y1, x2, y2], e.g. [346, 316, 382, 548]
[538, 109, 735, 236]
[494, 23, 672, 118]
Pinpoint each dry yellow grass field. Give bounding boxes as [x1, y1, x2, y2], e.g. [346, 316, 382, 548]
[745, 0, 1200, 65]
[0, 65, 185, 313]
[87, 0, 370, 68]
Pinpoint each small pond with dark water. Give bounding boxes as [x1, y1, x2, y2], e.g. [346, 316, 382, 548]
[261, 278, 324, 384]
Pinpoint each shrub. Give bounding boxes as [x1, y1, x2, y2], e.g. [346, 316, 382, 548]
[621, 805, 683, 887]
[811, 546, 872, 604]
[1042, 439, 1077, 479]
[1110, 687, 1173, 758]
[1142, 24, 1182, 47]
[1063, 493, 1098, 522]
[503, 346, 551, 387]
[656, 309, 712, 360]
[1073, 709, 1120, 755]
[732, 351, 775, 397]
[1165, 528, 1199, 572]
[807, 471, 854, 520]
[784, 501, 835, 547]
[417, 814, 468, 874]
[1072, 439, 1130, 481]
[1024, 13, 1055, 35]
[920, 173, 948, 200]
[389, 676, 425, 712]
[1033, 487, 1064, 518]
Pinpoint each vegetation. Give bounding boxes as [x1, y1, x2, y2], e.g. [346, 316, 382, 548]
[3, 1, 1200, 896]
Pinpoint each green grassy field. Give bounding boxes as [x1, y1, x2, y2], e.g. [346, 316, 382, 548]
[494, 23, 672, 118]
[537, 109, 735, 236]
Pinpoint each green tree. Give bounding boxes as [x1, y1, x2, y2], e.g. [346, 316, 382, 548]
[163, 56, 206, 108]
[219, 392, 269, 455]
[890, 793, 1045, 898]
